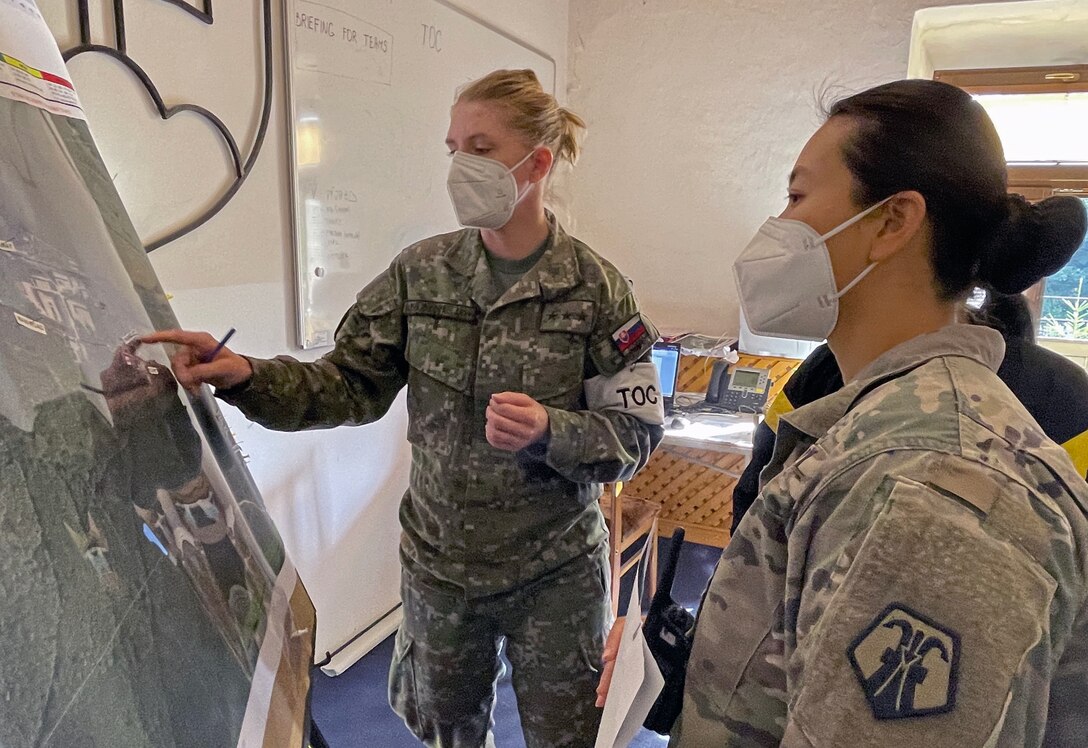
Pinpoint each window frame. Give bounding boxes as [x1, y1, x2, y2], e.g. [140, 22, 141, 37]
[934, 65, 1088, 95]
[936, 65, 1088, 352]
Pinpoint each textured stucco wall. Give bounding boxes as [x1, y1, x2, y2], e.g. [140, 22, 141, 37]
[566, 0, 985, 335]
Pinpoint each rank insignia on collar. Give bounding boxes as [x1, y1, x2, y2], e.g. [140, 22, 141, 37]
[847, 603, 960, 720]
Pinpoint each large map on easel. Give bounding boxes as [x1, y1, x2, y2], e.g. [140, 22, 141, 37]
[0, 3, 315, 746]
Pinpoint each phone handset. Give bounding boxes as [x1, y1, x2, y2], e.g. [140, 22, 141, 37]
[704, 362, 770, 413]
[706, 360, 729, 404]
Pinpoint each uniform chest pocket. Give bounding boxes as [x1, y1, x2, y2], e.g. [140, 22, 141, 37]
[521, 300, 595, 403]
[404, 300, 478, 393]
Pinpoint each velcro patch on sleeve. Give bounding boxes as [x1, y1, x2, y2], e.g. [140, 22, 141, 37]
[611, 314, 649, 354]
[848, 603, 961, 720]
[790, 476, 1056, 747]
[584, 361, 665, 426]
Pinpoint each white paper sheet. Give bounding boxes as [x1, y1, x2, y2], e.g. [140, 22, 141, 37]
[595, 541, 666, 748]
[0, 0, 85, 120]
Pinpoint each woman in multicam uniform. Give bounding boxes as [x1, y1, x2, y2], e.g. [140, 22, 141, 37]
[604, 79, 1088, 748]
[145, 70, 665, 748]
[729, 286, 1088, 539]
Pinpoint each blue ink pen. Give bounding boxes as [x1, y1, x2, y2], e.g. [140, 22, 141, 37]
[202, 328, 236, 363]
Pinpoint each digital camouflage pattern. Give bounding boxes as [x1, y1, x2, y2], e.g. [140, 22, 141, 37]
[674, 325, 1088, 748]
[218, 216, 662, 594]
[218, 216, 663, 746]
[389, 548, 611, 748]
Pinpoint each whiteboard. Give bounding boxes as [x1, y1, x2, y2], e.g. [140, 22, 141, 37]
[283, 0, 556, 348]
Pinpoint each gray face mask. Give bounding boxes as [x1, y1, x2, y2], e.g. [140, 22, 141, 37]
[446, 148, 538, 230]
[732, 197, 891, 341]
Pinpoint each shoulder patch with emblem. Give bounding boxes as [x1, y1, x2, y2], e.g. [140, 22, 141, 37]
[612, 314, 648, 354]
[847, 603, 960, 720]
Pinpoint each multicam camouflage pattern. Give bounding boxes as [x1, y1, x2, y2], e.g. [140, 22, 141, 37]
[390, 549, 611, 748]
[219, 216, 661, 595]
[674, 325, 1088, 747]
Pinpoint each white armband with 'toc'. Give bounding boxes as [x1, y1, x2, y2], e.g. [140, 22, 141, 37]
[583, 361, 665, 426]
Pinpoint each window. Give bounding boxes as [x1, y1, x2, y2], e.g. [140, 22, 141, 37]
[936, 66, 1088, 361]
[1038, 198, 1088, 342]
[976, 92, 1088, 163]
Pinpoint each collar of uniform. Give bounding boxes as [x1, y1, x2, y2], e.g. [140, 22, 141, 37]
[782, 325, 1005, 440]
[441, 211, 582, 300]
[854, 324, 1004, 383]
[534, 214, 582, 301]
[443, 229, 484, 278]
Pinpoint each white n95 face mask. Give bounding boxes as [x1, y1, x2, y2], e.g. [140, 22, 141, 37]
[732, 197, 891, 341]
[446, 148, 537, 230]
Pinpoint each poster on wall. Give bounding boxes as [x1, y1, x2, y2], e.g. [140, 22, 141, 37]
[0, 3, 316, 746]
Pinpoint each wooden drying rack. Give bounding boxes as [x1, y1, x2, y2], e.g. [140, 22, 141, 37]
[625, 352, 803, 548]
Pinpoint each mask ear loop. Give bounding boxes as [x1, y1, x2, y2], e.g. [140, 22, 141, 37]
[816, 195, 895, 307]
[824, 261, 878, 305]
[817, 194, 894, 243]
[509, 144, 547, 207]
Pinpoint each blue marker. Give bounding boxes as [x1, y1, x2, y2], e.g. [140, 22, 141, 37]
[202, 327, 236, 363]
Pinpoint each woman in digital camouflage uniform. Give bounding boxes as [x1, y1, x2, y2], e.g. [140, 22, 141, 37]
[146, 70, 664, 748]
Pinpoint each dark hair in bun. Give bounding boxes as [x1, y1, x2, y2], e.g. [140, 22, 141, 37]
[827, 79, 1088, 300]
[979, 193, 1087, 294]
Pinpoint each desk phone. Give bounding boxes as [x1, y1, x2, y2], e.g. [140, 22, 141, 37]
[706, 362, 770, 414]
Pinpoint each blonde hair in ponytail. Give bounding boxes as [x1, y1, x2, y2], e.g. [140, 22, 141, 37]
[456, 69, 586, 166]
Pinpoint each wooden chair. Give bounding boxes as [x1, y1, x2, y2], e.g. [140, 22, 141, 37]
[601, 482, 661, 616]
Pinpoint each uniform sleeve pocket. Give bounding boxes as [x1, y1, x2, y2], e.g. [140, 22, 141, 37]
[788, 477, 1057, 747]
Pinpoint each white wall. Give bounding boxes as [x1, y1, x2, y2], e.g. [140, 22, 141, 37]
[39, 0, 570, 661]
[909, 0, 1088, 78]
[565, 0, 985, 336]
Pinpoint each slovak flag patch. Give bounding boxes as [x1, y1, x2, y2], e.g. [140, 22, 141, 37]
[612, 314, 648, 353]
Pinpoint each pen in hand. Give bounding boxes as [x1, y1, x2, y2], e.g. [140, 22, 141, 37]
[201, 327, 236, 363]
